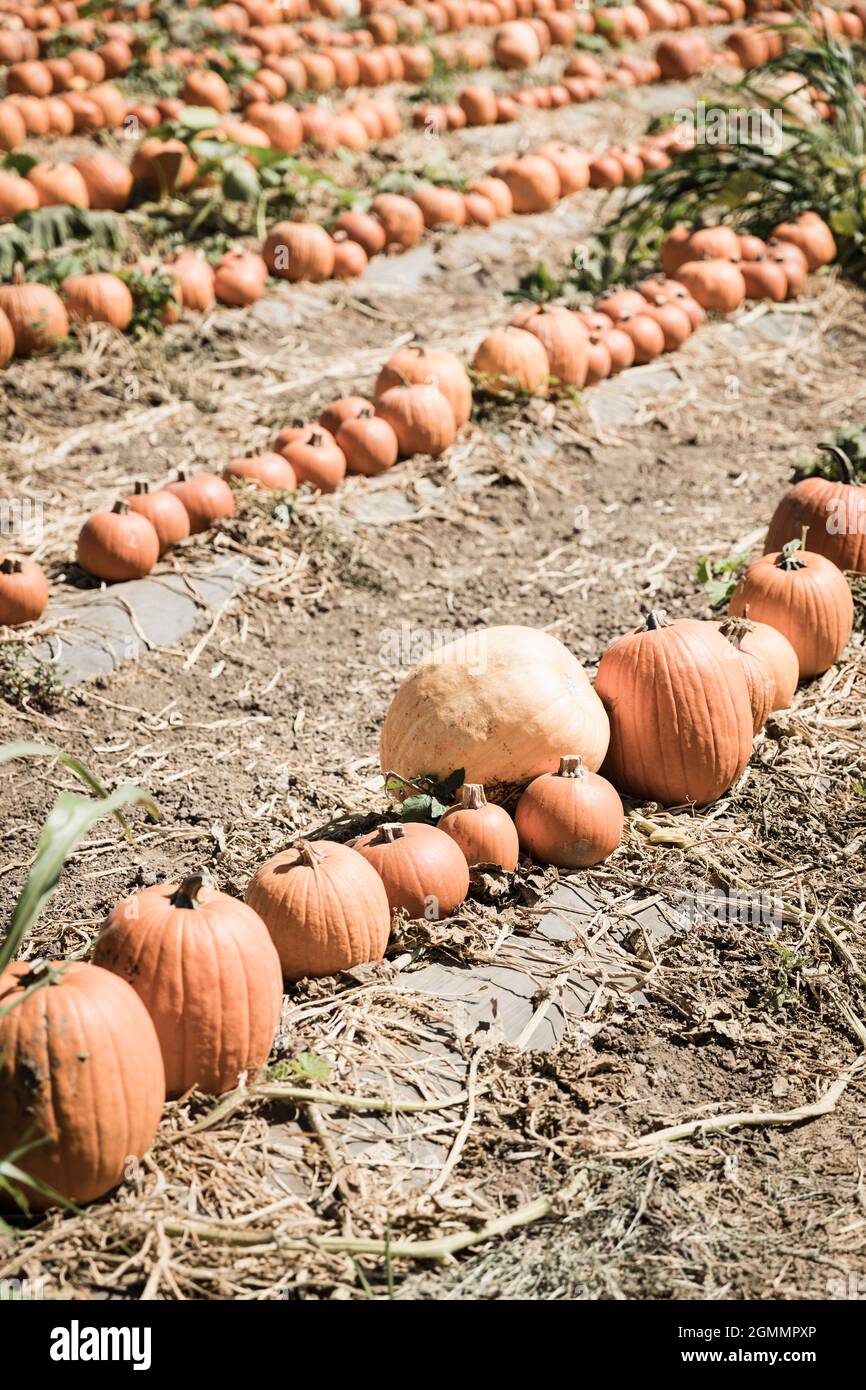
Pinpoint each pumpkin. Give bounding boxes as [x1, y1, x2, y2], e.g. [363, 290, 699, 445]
[588, 153, 625, 189]
[332, 237, 368, 279]
[740, 258, 788, 302]
[473, 325, 550, 395]
[127, 480, 190, 555]
[675, 259, 746, 312]
[0, 270, 68, 356]
[92, 876, 282, 1099]
[72, 151, 132, 211]
[469, 176, 512, 217]
[660, 225, 693, 276]
[638, 276, 706, 329]
[245, 101, 303, 151]
[464, 191, 497, 225]
[77, 499, 160, 582]
[334, 209, 386, 257]
[88, 83, 127, 130]
[768, 240, 809, 298]
[716, 616, 777, 731]
[7, 60, 53, 97]
[167, 251, 216, 311]
[738, 233, 768, 261]
[0, 168, 39, 220]
[459, 84, 499, 125]
[0, 554, 49, 625]
[182, 69, 232, 112]
[371, 193, 425, 248]
[214, 250, 267, 306]
[585, 333, 612, 384]
[337, 408, 399, 476]
[0, 102, 27, 153]
[374, 345, 472, 428]
[595, 610, 755, 806]
[594, 289, 648, 323]
[224, 452, 297, 491]
[283, 428, 346, 492]
[644, 300, 692, 350]
[508, 304, 589, 387]
[684, 226, 741, 262]
[165, 471, 236, 534]
[0, 960, 164, 1209]
[772, 213, 836, 270]
[375, 382, 456, 458]
[245, 839, 391, 981]
[603, 327, 636, 374]
[412, 184, 467, 228]
[62, 273, 133, 331]
[319, 396, 370, 436]
[515, 754, 623, 868]
[729, 540, 854, 677]
[354, 822, 470, 919]
[27, 161, 89, 208]
[131, 138, 195, 196]
[381, 625, 610, 802]
[273, 420, 308, 454]
[717, 611, 799, 710]
[494, 19, 542, 67]
[499, 155, 560, 213]
[438, 783, 520, 870]
[533, 142, 590, 194]
[655, 33, 711, 77]
[765, 445, 866, 575]
[263, 219, 335, 282]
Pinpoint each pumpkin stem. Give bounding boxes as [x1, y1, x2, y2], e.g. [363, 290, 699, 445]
[461, 783, 487, 809]
[776, 537, 807, 571]
[111, 499, 129, 515]
[296, 840, 323, 867]
[719, 616, 754, 647]
[557, 755, 585, 778]
[379, 823, 406, 842]
[170, 875, 205, 908]
[20, 958, 62, 987]
[818, 443, 858, 486]
[644, 609, 671, 630]
[307, 429, 323, 448]
[133, 480, 150, 495]
[11, 262, 25, 286]
[0, 557, 24, 575]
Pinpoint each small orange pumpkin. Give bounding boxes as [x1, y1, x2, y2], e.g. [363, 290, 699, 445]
[165, 471, 236, 534]
[515, 754, 623, 868]
[0, 269, 69, 356]
[127, 481, 190, 556]
[337, 408, 399, 476]
[263, 219, 335, 282]
[283, 428, 347, 492]
[62, 273, 133, 331]
[77, 499, 160, 581]
[374, 345, 472, 428]
[224, 452, 297, 491]
[374, 382, 457, 458]
[0, 553, 49, 626]
[354, 822, 470, 920]
[473, 325, 550, 395]
[508, 304, 589, 388]
[438, 783, 520, 869]
[729, 539, 854, 677]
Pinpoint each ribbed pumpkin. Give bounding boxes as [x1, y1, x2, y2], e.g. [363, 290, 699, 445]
[595, 610, 755, 806]
[62, 273, 133, 331]
[675, 259, 746, 312]
[337, 408, 399, 476]
[319, 396, 370, 436]
[283, 428, 347, 492]
[717, 611, 800, 711]
[375, 382, 456, 458]
[245, 840, 391, 981]
[508, 304, 589, 388]
[92, 876, 283, 1099]
[214, 250, 267, 306]
[354, 822, 470, 920]
[764, 446, 866, 575]
[515, 755, 624, 868]
[473, 325, 550, 395]
[0, 960, 165, 1208]
[729, 540, 854, 678]
[263, 220, 335, 282]
[72, 151, 132, 211]
[0, 270, 69, 356]
[381, 625, 610, 802]
[716, 616, 776, 732]
[77, 500, 160, 581]
[0, 554, 49, 626]
[167, 251, 216, 311]
[165, 471, 236, 534]
[224, 452, 297, 491]
[438, 783, 520, 870]
[374, 345, 472, 428]
[771, 213, 836, 270]
[27, 161, 90, 208]
[371, 193, 425, 248]
[127, 481, 190, 555]
[498, 155, 560, 213]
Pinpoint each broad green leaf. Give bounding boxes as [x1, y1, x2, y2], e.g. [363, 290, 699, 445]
[222, 156, 261, 203]
[290, 1052, 330, 1081]
[177, 105, 223, 131]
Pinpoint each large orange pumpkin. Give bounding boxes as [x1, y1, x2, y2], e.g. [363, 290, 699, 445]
[381, 625, 610, 802]
[508, 304, 589, 388]
[354, 822, 470, 919]
[0, 271, 68, 356]
[0, 960, 164, 1208]
[245, 840, 391, 981]
[728, 541, 854, 677]
[764, 445, 866, 575]
[92, 876, 283, 1098]
[595, 610, 755, 805]
[77, 500, 160, 581]
[263, 220, 335, 282]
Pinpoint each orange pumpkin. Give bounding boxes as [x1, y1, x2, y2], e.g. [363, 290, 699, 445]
[319, 396, 370, 436]
[214, 249, 267, 306]
[165, 471, 236, 534]
[515, 754, 623, 868]
[245, 839, 391, 981]
[716, 611, 800, 711]
[438, 783, 520, 869]
[765, 445, 866, 575]
[27, 161, 89, 208]
[473, 325, 550, 395]
[375, 382, 457, 458]
[72, 151, 132, 211]
[77, 499, 160, 581]
[166, 251, 216, 311]
[595, 610, 755, 805]
[0, 553, 49, 625]
[0, 960, 164, 1208]
[337, 408, 399, 476]
[334, 209, 386, 257]
[498, 155, 560, 213]
[0, 168, 39, 219]
[127, 481, 190, 556]
[281, 428, 346, 492]
[729, 540, 854, 677]
[674, 259, 746, 312]
[0, 270, 69, 356]
[508, 304, 589, 387]
[93, 876, 282, 1098]
[371, 193, 425, 248]
[493, 19, 542, 67]
[374, 345, 472, 428]
[182, 69, 232, 112]
[224, 452, 297, 491]
[772, 213, 836, 270]
[62, 273, 133, 331]
[263, 219, 335, 282]
[468, 176, 512, 217]
[332, 237, 368, 279]
[412, 184, 467, 228]
[354, 822, 470, 920]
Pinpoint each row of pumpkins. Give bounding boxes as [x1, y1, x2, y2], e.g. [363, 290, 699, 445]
[0, 454, 860, 1209]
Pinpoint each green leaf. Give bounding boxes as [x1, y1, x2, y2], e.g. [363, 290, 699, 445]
[0, 781, 157, 974]
[177, 104, 223, 132]
[221, 155, 261, 203]
[289, 1052, 330, 1081]
[3, 151, 37, 176]
[401, 794, 438, 822]
[697, 555, 746, 609]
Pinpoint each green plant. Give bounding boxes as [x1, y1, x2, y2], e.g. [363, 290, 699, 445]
[697, 553, 747, 607]
[385, 768, 465, 823]
[0, 645, 64, 712]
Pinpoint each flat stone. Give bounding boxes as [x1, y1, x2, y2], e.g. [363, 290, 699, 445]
[589, 365, 680, 426]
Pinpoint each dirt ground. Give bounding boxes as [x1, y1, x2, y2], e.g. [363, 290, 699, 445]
[1, 67, 865, 1301]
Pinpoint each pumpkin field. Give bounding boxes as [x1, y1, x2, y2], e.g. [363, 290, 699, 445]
[0, 0, 865, 1312]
